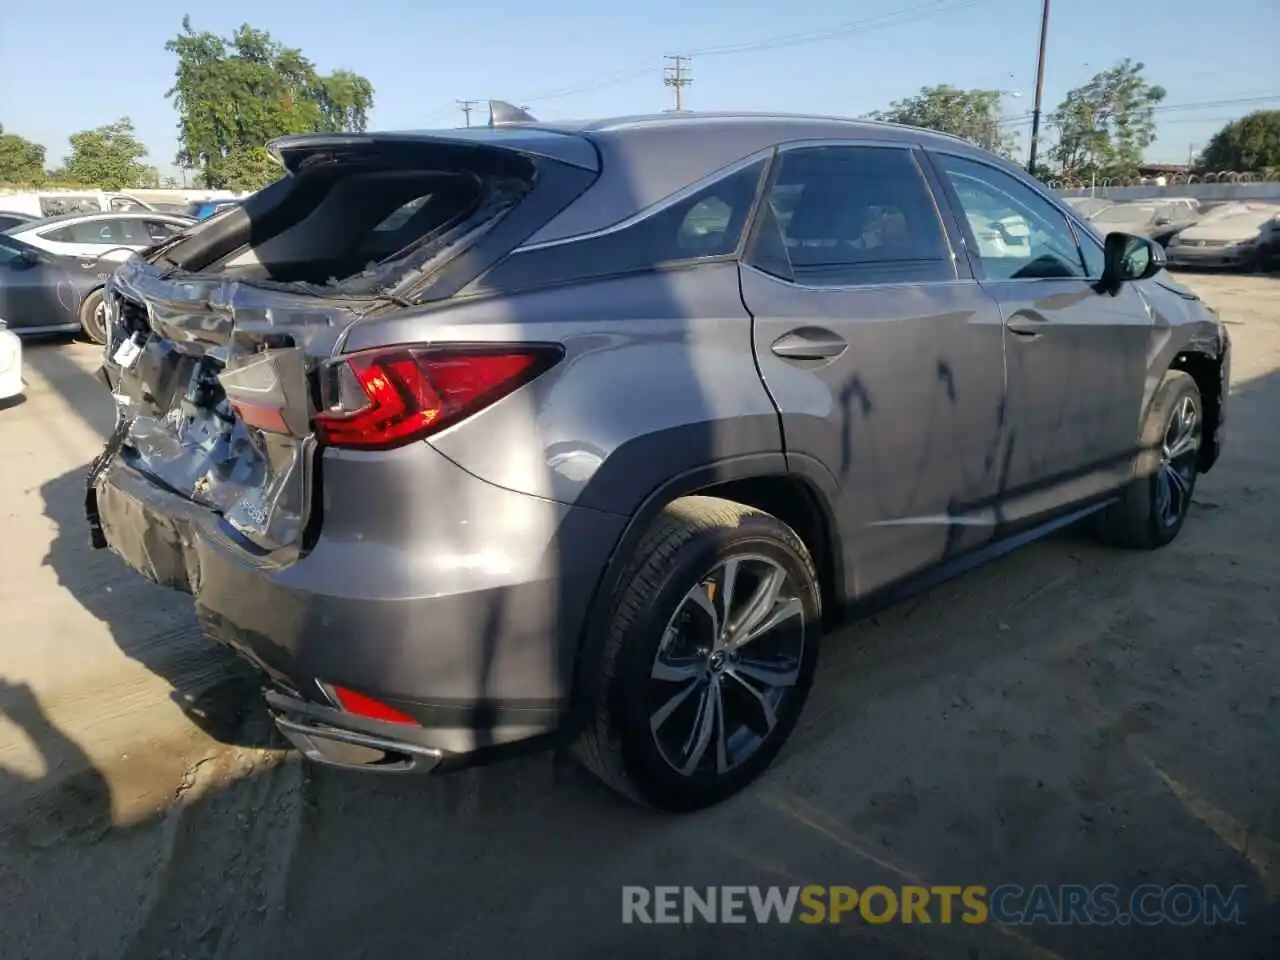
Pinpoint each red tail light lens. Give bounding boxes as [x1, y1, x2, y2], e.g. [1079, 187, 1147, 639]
[330, 685, 420, 726]
[313, 345, 559, 450]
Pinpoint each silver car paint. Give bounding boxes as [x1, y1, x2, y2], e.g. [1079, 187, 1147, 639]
[87, 115, 1230, 768]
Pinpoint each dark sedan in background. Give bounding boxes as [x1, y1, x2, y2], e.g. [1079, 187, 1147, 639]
[0, 233, 114, 338]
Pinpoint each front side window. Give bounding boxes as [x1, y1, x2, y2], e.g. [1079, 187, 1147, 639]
[53, 218, 152, 245]
[752, 145, 953, 286]
[935, 153, 1086, 280]
[1076, 227, 1106, 278]
[143, 220, 185, 242]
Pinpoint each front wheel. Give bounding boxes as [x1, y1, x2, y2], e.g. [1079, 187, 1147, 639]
[1095, 370, 1202, 549]
[78, 289, 107, 345]
[575, 496, 822, 811]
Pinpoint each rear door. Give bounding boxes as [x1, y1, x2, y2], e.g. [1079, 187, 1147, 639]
[927, 152, 1151, 520]
[741, 142, 1008, 599]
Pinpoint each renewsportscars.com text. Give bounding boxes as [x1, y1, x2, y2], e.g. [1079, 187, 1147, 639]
[622, 884, 1249, 926]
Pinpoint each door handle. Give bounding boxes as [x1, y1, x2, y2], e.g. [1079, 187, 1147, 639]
[1006, 317, 1044, 339]
[770, 327, 848, 360]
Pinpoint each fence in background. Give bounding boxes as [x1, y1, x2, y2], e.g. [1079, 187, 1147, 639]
[1053, 182, 1280, 203]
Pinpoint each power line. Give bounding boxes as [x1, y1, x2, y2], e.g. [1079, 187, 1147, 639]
[456, 99, 479, 127]
[688, 0, 991, 58]
[1027, 0, 1051, 174]
[664, 55, 693, 112]
[998, 93, 1280, 127]
[513, 0, 993, 106]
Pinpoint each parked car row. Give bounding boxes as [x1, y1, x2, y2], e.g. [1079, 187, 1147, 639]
[0, 210, 196, 341]
[1061, 195, 1280, 270]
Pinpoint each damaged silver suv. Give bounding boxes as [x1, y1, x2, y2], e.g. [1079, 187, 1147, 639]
[87, 110, 1230, 811]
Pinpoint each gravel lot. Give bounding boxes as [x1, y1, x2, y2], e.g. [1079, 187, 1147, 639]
[1, 272, 1276, 959]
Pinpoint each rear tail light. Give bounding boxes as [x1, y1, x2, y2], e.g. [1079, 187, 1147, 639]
[313, 344, 560, 450]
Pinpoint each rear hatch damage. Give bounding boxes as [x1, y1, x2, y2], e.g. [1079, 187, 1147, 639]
[86, 128, 599, 589]
[87, 128, 596, 593]
[88, 260, 355, 570]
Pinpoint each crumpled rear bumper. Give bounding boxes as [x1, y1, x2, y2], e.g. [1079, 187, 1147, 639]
[87, 441, 628, 766]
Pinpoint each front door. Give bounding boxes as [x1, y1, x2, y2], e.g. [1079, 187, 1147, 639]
[0, 239, 64, 330]
[927, 152, 1153, 523]
[741, 143, 1008, 600]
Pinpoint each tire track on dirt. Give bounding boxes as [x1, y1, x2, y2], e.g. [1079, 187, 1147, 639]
[121, 744, 304, 960]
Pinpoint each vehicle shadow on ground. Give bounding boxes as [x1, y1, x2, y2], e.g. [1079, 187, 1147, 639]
[28, 342, 282, 750]
[20, 343, 1280, 958]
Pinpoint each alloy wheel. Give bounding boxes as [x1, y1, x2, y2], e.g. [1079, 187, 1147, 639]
[646, 555, 806, 777]
[1156, 394, 1199, 529]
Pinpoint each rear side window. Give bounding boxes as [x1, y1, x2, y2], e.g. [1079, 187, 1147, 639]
[44, 218, 150, 245]
[471, 158, 766, 293]
[751, 146, 953, 286]
[590, 160, 766, 264]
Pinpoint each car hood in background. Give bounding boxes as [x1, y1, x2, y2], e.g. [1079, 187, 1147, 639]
[1177, 211, 1278, 243]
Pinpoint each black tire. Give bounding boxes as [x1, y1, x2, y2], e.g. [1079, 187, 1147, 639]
[1094, 371, 1202, 549]
[574, 495, 821, 811]
[78, 289, 107, 345]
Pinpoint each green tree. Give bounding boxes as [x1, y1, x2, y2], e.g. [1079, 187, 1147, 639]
[870, 85, 1018, 157]
[0, 125, 47, 183]
[1196, 110, 1280, 173]
[166, 16, 375, 190]
[1048, 59, 1166, 181]
[54, 118, 152, 188]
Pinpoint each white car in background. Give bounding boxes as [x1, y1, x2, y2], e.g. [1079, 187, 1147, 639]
[1167, 202, 1280, 270]
[0, 190, 156, 217]
[0, 320, 23, 401]
[4, 211, 193, 263]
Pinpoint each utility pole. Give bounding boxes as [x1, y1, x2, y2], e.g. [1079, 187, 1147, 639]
[456, 99, 479, 128]
[664, 55, 692, 112]
[1026, 0, 1051, 175]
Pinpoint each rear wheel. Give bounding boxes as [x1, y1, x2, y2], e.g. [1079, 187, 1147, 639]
[575, 496, 821, 811]
[1095, 370, 1202, 549]
[78, 289, 107, 345]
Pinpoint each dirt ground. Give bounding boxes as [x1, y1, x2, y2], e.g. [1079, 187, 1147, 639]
[1, 272, 1276, 959]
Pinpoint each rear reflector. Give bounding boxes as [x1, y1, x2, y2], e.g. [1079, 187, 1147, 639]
[330, 685, 420, 726]
[314, 345, 560, 450]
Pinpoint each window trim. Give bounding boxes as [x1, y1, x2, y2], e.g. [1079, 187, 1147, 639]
[924, 148, 1091, 283]
[36, 225, 74, 242]
[462, 156, 771, 296]
[742, 139, 963, 290]
[515, 146, 776, 254]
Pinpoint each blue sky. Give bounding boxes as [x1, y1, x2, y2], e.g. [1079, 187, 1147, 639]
[2, 0, 1276, 177]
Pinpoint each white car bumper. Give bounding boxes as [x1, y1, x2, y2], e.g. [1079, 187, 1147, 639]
[0, 327, 24, 400]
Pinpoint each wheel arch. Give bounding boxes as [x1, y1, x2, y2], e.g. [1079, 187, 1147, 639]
[1167, 345, 1225, 473]
[564, 454, 843, 731]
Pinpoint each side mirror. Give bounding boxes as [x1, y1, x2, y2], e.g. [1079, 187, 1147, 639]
[1103, 232, 1165, 285]
[1154, 216, 1172, 226]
